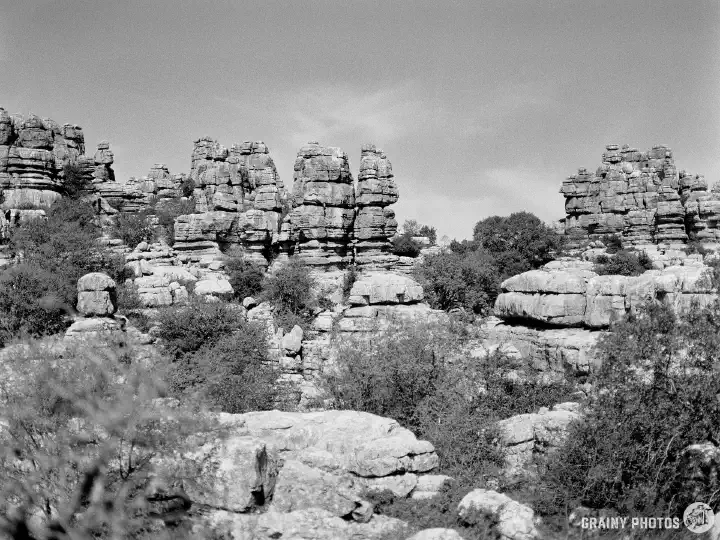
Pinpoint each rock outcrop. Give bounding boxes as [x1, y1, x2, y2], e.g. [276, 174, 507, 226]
[560, 144, 713, 249]
[354, 144, 399, 269]
[494, 261, 715, 329]
[66, 272, 124, 338]
[458, 489, 540, 540]
[496, 402, 581, 476]
[151, 408, 440, 538]
[282, 142, 356, 268]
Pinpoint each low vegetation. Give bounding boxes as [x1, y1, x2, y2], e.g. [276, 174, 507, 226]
[262, 256, 318, 330]
[0, 198, 127, 346]
[594, 249, 653, 276]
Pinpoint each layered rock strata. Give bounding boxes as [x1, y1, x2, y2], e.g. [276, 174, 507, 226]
[494, 261, 715, 329]
[560, 144, 712, 248]
[353, 144, 399, 269]
[282, 142, 356, 268]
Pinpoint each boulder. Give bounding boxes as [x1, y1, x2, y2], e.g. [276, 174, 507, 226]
[348, 273, 424, 305]
[76, 273, 117, 316]
[458, 489, 539, 540]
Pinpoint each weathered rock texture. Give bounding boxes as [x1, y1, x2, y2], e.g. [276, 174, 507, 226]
[151, 408, 440, 538]
[496, 402, 581, 476]
[494, 261, 715, 329]
[0, 109, 93, 211]
[281, 142, 356, 268]
[354, 144, 399, 269]
[561, 144, 714, 248]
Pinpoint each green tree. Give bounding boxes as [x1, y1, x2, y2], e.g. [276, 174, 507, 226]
[414, 250, 500, 315]
[472, 212, 563, 278]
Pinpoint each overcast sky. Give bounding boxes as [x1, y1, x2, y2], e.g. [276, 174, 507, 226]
[1, 0, 718, 239]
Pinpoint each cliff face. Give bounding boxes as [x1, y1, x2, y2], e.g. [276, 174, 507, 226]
[560, 144, 714, 248]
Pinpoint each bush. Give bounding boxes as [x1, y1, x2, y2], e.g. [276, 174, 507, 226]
[0, 338, 218, 539]
[156, 300, 243, 359]
[180, 177, 196, 197]
[542, 301, 720, 519]
[391, 232, 422, 257]
[342, 265, 358, 301]
[473, 212, 564, 278]
[61, 162, 91, 199]
[601, 234, 623, 254]
[225, 253, 265, 300]
[167, 323, 277, 413]
[414, 250, 500, 315]
[112, 211, 154, 248]
[155, 198, 196, 245]
[262, 257, 316, 328]
[0, 265, 69, 344]
[593, 249, 653, 276]
[1, 198, 125, 344]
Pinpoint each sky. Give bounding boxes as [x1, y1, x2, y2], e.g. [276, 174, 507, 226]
[1, 0, 718, 240]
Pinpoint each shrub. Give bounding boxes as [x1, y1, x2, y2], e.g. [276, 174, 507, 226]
[593, 249, 653, 276]
[391, 232, 422, 257]
[2, 198, 123, 343]
[542, 301, 720, 519]
[112, 211, 154, 248]
[61, 162, 91, 199]
[342, 265, 358, 301]
[156, 300, 243, 359]
[0, 338, 218, 539]
[155, 198, 196, 245]
[225, 253, 265, 300]
[167, 323, 277, 413]
[414, 250, 500, 315]
[472, 212, 564, 278]
[262, 257, 316, 328]
[179, 177, 196, 197]
[601, 234, 623, 254]
[0, 265, 69, 344]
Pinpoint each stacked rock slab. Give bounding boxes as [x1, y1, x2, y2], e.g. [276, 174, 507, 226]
[66, 272, 124, 338]
[0, 107, 123, 216]
[0, 110, 67, 210]
[282, 142, 355, 268]
[494, 260, 715, 330]
[176, 137, 285, 265]
[681, 171, 720, 244]
[561, 144, 691, 248]
[353, 144, 399, 269]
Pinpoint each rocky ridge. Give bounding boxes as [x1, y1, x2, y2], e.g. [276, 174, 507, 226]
[560, 143, 715, 248]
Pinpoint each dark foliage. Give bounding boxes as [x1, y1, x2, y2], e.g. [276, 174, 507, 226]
[60, 163, 91, 199]
[414, 250, 500, 315]
[1, 199, 126, 344]
[155, 198, 196, 245]
[112, 211, 155, 248]
[225, 254, 265, 300]
[601, 234, 623, 254]
[594, 249, 653, 276]
[156, 300, 243, 359]
[542, 300, 720, 519]
[419, 224, 438, 245]
[472, 212, 564, 278]
[391, 232, 423, 257]
[262, 257, 317, 329]
[167, 322, 277, 413]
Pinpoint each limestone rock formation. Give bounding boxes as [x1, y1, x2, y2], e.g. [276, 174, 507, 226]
[496, 402, 581, 476]
[458, 489, 540, 540]
[150, 407, 439, 537]
[354, 144, 399, 269]
[494, 262, 715, 329]
[282, 142, 356, 267]
[76, 272, 117, 316]
[560, 144, 710, 248]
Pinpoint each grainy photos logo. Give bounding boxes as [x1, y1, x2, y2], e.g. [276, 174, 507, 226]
[580, 502, 715, 534]
[684, 502, 715, 534]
